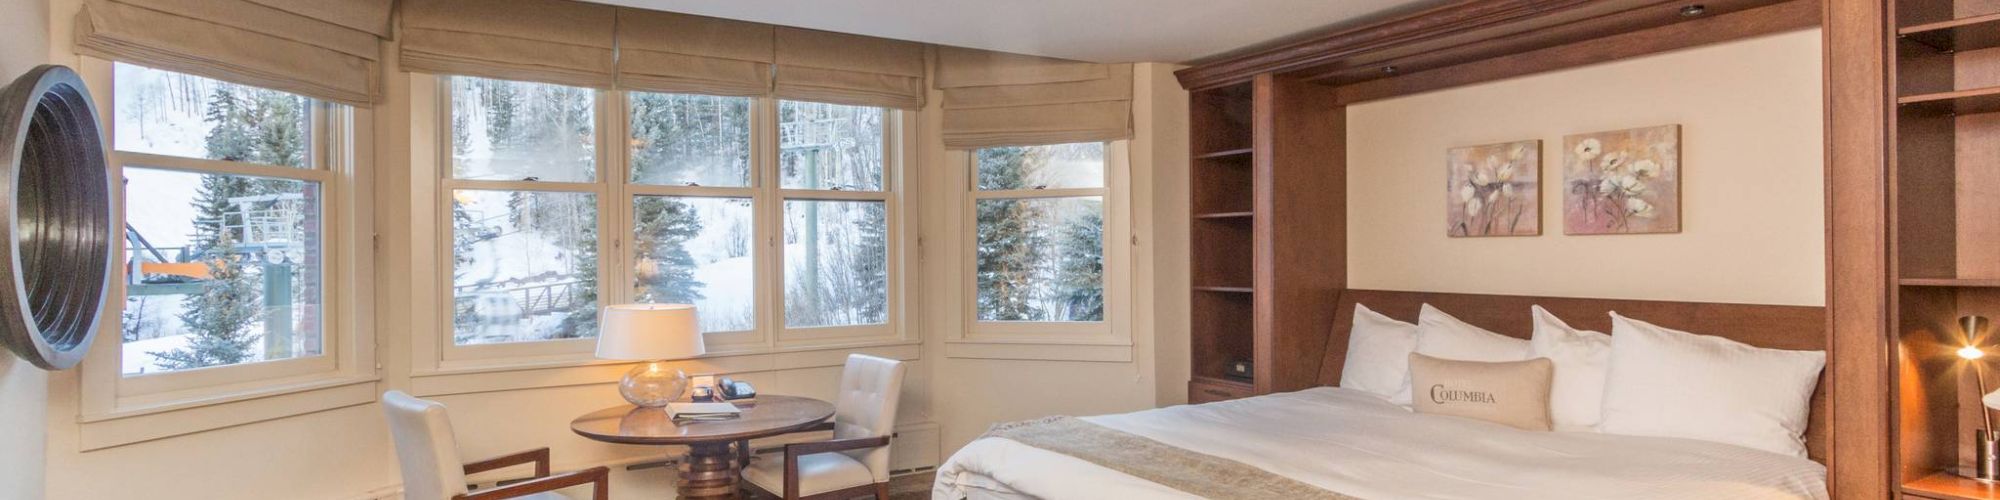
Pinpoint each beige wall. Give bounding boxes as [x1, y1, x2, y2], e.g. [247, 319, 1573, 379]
[1346, 29, 1826, 307]
[0, 0, 51, 497]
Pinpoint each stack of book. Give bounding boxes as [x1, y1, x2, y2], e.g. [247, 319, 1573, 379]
[666, 402, 742, 421]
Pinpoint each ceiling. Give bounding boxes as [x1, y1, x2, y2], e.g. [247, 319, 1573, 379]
[583, 0, 1447, 64]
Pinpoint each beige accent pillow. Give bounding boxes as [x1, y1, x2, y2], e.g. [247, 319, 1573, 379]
[1408, 353, 1554, 431]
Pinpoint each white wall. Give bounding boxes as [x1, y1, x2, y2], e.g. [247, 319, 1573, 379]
[0, 0, 52, 497]
[1345, 29, 1826, 306]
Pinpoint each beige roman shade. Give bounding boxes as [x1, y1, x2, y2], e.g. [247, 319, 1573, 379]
[399, 0, 617, 89]
[936, 47, 1133, 149]
[615, 9, 774, 97]
[774, 28, 926, 109]
[73, 0, 391, 106]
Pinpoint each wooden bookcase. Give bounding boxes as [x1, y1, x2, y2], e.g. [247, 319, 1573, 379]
[1186, 74, 1345, 403]
[1894, 0, 2000, 497]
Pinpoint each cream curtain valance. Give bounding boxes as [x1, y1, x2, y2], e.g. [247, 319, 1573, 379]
[615, 9, 773, 97]
[73, 0, 390, 107]
[936, 47, 1132, 149]
[399, 0, 617, 89]
[774, 28, 927, 109]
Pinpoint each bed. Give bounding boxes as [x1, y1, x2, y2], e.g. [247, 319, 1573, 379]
[934, 290, 1830, 500]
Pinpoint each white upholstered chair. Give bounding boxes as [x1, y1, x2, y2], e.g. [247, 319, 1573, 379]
[742, 354, 907, 499]
[382, 391, 609, 500]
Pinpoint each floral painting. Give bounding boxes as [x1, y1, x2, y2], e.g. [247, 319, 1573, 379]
[1563, 125, 1680, 235]
[1446, 140, 1540, 237]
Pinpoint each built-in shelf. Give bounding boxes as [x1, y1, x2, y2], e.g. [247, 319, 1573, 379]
[1903, 472, 2000, 500]
[1901, 86, 2000, 115]
[1195, 147, 1255, 160]
[1191, 375, 1253, 388]
[1193, 286, 1255, 293]
[1194, 211, 1254, 220]
[1900, 278, 2000, 287]
[1901, 13, 2000, 53]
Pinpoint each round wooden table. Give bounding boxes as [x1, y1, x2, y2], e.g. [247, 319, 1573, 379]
[571, 395, 835, 499]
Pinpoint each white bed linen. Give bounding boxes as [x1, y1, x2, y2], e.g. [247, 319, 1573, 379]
[934, 387, 1827, 500]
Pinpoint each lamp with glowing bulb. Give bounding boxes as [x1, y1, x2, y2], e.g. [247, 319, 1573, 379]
[1961, 315, 1999, 480]
[596, 304, 704, 408]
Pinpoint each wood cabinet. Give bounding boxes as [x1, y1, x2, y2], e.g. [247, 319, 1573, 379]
[1186, 75, 1345, 401]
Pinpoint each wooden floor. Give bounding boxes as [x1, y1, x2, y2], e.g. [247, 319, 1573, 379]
[886, 471, 935, 500]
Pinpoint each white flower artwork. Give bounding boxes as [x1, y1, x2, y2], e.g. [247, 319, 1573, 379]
[1562, 124, 1681, 235]
[1446, 140, 1540, 237]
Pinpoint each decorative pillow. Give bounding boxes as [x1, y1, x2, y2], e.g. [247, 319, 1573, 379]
[1528, 306, 1613, 431]
[1415, 304, 1532, 362]
[1597, 313, 1826, 457]
[1339, 304, 1420, 404]
[1408, 353, 1554, 431]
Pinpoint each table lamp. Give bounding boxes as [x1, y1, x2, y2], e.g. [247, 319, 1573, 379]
[597, 304, 704, 408]
[1960, 315, 1998, 480]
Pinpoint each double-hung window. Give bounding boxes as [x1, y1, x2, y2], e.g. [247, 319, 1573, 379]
[963, 142, 1124, 342]
[438, 76, 902, 364]
[88, 60, 371, 434]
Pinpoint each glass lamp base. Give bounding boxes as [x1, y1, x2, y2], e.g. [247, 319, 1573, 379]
[619, 361, 689, 408]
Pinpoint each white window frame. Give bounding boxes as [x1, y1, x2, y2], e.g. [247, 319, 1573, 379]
[417, 74, 913, 377]
[946, 142, 1133, 360]
[431, 75, 616, 364]
[75, 57, 377, 449]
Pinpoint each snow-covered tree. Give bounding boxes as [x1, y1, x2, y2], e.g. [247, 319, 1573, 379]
[974, 146, 1051, 321]
[632, 197, 706, 305]
[151, 236, 261, 370]
[1056, 202, 1104, 321]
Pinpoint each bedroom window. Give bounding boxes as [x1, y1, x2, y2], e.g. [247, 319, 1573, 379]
[437, 77, 904, 361]
[444, 77, 604, 347]
[779, 101, 891, 334]
[112, 62, 339, 380]
[966, 142, 1116, 335]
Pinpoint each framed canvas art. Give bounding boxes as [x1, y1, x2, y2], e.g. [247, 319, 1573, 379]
[1446, 140, 1540, 237]
[1562, 125, 1680, 235]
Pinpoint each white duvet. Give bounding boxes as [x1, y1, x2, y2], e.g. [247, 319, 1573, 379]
[934, 387, 1827, 500]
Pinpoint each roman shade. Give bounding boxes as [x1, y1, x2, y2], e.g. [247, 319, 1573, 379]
[936, 47, 1133, 149]
[774, 28, 926, 109]
[615, 9, 774, 97]
[399, 0, 617, 89]
[73, 0, 391, 107]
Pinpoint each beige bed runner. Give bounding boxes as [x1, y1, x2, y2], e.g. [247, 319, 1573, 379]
[982, 416, 1361, 500]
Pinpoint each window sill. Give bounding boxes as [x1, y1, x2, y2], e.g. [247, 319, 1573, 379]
[409, 339, 922, 397]
[78, 374, 378, 450]
[943, 338, 1133, 362]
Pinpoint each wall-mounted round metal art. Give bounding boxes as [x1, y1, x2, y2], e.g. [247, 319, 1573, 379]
[0, 65, 115, 371]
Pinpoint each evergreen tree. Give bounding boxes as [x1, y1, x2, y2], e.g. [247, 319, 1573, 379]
[632, 197, 706, 305]
[1056, 203, 1105, 321]
[974, 147, 1051, 321]
[152, 237, 262, 370]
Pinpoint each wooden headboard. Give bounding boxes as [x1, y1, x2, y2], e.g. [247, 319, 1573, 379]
[1317, 289, 1829, 464]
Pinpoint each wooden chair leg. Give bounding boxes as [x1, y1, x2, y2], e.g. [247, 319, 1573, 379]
[874, 481, 889, 500]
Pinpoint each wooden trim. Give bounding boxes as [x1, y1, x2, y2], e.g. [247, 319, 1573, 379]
[1174, 0, 1804, 92]
[1335, 0, 1820, 104]
[1824, 0, 1894, 494]
[1176, 0, 1611, 90]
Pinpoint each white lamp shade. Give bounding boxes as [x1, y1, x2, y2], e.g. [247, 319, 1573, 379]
[596, 304, 704, 361]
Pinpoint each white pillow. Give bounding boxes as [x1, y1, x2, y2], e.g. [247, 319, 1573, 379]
[1415, 304, 1532, 362]
[1528, 306, 1613, 431]
[1597, 313, 1826, 457]
[1339, 304, 1419, 404]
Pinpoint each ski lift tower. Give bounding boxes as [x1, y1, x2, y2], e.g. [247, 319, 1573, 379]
[222, 191, 317, 360]
[779, 103, 843, 312]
